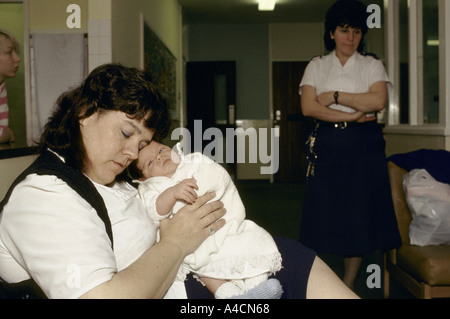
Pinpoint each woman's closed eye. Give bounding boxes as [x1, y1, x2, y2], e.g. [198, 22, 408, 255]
[121, 130, 132, 138]
[121, 130, 150, 152]
[138, 141, 150, 151]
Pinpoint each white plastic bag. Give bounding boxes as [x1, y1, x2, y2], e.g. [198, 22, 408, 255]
[403, 169, 450, 246]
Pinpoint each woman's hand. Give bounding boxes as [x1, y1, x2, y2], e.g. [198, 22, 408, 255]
[0, 127, 15, 144]
[355, 113, 377, 123]
[159, 192, 226, 256]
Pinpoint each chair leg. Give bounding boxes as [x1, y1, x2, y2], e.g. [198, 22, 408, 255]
[383, 254, 390, 299]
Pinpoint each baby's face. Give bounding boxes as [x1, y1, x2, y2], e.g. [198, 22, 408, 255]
[136, 141, 180, 179]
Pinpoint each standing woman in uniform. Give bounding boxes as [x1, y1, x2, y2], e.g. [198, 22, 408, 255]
[298, 0, 401, 289]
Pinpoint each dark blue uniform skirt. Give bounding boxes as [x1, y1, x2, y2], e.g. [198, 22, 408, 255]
[300, 121, 401, 256]
[186, 237, 316, 299]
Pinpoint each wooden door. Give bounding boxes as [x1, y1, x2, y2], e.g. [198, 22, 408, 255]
[272, 62, 314, 183]
[186, 61, 237, 177]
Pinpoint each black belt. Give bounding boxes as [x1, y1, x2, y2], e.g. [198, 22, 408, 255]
[316, 120, 377, 129]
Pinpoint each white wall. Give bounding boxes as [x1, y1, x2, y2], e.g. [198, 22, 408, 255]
[270, 23, 324, 61]
[187, 23, 270, 120]
[0, 155, 36, 199]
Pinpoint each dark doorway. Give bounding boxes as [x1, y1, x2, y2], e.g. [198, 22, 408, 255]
[186, 61, 237, 178]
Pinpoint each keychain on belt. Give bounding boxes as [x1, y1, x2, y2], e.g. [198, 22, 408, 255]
[305, 122, 319, 178]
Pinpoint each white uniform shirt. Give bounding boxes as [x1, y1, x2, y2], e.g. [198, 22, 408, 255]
[0, 172, 158, 299]
[299, 50, 392, 113]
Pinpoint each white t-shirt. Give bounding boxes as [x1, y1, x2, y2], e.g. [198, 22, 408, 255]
[0, 173, 158, 299]
[299, 50, 392, 114]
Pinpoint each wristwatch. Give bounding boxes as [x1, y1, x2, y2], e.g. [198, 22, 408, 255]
[334, 91, 339, 105]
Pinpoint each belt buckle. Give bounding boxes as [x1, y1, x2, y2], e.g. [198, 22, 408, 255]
[334, 122, 348, 129]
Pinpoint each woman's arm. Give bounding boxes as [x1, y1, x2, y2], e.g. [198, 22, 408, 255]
[301, 85, 365, 123]
[316, 81, 388, 114]
[80, 192, 225, 299]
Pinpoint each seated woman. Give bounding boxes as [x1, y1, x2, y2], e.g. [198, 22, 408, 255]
[0, 63, 357, 299]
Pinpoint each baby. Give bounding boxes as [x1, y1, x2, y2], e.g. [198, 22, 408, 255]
[132, 141, 282, 299]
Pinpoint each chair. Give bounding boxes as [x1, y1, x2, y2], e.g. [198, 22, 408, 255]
[384, 161, 450, 299]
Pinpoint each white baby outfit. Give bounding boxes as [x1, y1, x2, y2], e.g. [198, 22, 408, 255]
[137, 145, 282, 298]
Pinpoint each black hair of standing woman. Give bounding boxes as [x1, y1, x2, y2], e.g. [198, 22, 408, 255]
[323, 0, 369, 53]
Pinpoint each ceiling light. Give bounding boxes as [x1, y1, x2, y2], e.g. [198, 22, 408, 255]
[258, 0, 276, 11]
[427, 39, 439, 46]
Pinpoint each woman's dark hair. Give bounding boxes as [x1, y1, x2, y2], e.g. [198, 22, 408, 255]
[127, 159, 144, 182]
[37, 63, 172, 171]
[324, 0, 369, 52]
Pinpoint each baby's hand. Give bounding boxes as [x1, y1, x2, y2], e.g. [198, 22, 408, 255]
[172, 178, 199, 204]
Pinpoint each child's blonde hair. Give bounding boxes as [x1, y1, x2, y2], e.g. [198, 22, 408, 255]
[0, 29, 20, 54]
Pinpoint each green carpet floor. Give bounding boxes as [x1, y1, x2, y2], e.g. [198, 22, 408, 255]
[235, 180, 414, 299]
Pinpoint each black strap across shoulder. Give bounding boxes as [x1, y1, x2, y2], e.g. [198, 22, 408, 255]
[0, 150, 113, 299]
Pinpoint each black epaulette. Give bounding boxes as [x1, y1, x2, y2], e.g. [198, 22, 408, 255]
[362, 52, 380, 60]
[0, 150, 113, 299]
